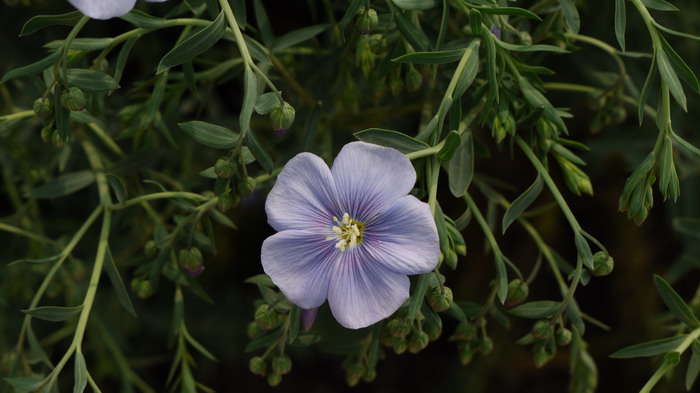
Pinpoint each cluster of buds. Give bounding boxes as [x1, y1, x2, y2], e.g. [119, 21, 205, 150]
[355, 7, 378, 34]
[517, 318, 573, 368]
[249, 354, 292, 386]
[342, 355, 376, 387]
[178, 247, 204, 277]
[382, 316, 430, 355]
[213, 155, 257, 212]
[450, 319, 493, 365]
[130, 276, 154, 299]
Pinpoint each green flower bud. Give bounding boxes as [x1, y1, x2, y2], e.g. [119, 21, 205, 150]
[452, 321, 477, 341]
[238, 177, 257, 197]
[33, 97, 53, 118]
[454, 244, 467, 256]
[51, 130, 66, 148]
[214, 158, 236, 178]
[60, 87, 85, 112]
[591, 251, 614, 276]
[271, 355, 292, 375]
[423, 319, 442, 341]
[531, 319, 554, 340]
[130, 277, 154, 299]
[356, 40, 375, 78]
[40, 125, 53, 143]
[478, 336, 494, 355]
[267, 372, 282, 387]
[356, 8, 378, 34]
[405, 67, 423, 92]
[346, 362, 365, 386]
[362, 367, 376, 382]
[459, 346, 475, 366]
[428, 286, 453, 312]
[390, 72, 404, 97]
[217, 192, 234, 212]
[445, 249, 458, 269]
[555, 327, 572, 346]
[247, 321, 262, 339]
[557, 157, 593, 196]
[492, 115, 508, 144]
[178, 247, 203, 275]
[255, 304, 280, 331]
[408, 331, 429, 354]
[270, 102, 295, 136]
[387, 318, 411, 338]
[393, 337, 407, 354]
[249, 356, 267, 376]
[533, 347, 552, 368]
[506, 279, 529, 306]
[380, 328, 395, 347]
[144, 240, 158, 259]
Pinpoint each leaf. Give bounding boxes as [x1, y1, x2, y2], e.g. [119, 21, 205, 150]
[654, 275, 700, 327]
[654, 22, 700, 42]
[408, 274, 429, 321]
[183, 329, 218, 362]
[610, 335, 687, 358]
[474, 6, 541, 21]
[392, 0, 438, 10]
[178, 121, 239, 149]
[22, 305, 84, 322]
[67, 69, 120, 93]
[502, 175, 543, 234]
[105, 247, 137, 318]
[1, 50, 61, 83]
[54, 86, 71, 141]
[508, 300, 560, 318]
[453, 40, 481, 98]
[338, 0, 364, 33]
[3, 377, 44, 391]
[115, 35, 139, 85]
[656, 48, 687, 111]
[641, 0, 678, 11]
[446, 302, 467, 322]
[45, 38, 112, 51]
[28, 171, 95, 199]
[288, 306, 301, 344]
[393, 49, 465, 64]
[245, 330, 283, 352]
[271, 24, 329, 53]
[448, 131, 474, 197]
[686, 341, 700, 390]
[394, 11, 430, 52]
[8, 254, 62, 267]
[354, 128, 429, 153]
[673, 217, 700, 239]
[120, 10, 167, 28]
[437, 131, 461, 161]
[240, 66, 257, 134]
[638, 55, 657, 126]
[246, 129, 273, 174]
[574, 233, 594, 269]
[614, 0, 626, 51]
[27, 325, 53, 367]
[157, 11, 225, 74]
[469, 9, 482, 36]
[658, 35, 700, 94]
[73, 352, 87, 393]
[254, 92, 279, 115]
[495, 39, 568, 54]
[495, 254, 508, 304]
[558, 0, 580, 34]
[519, 78, 566, 131]
[20, 11, 83, 36]
[568, 301, 585, 335]
[105, 174, 127, 204]
[207, 209, 238, 230]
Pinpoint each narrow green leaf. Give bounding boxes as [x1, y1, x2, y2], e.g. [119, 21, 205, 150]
[469, 9, 482, 36]
[673, 217, 700, 239]
[53, 85, 71, 141]
[483, 29, 498, 105]
[614, 0, 626, 51]
[448, 131, 474, 197]
[338, 0, 364, 32]
[244, 274, 275, 287]
[120, 10, 167, 28]
[183, 329, 218, 362]
[271, 24, 329, 53]
[654, 275, 700, 327]
[28, 171, 95, 199]
[367, 324, 382, 369]
[288, 306, 301, 344]
[245, 330, 283, 352]
[495, 39, 568, 54]
[73, 352, 87, 393]
[568, 301, 586, 335]
[27, 325, 53, 367]
[641, 0, 678, 11]
[354, 128, 429, 153]
[574, 233, 594, 269]
[254, 92, 279, 115]
[495, 254, 508, 304]
[105, 247, 137, 318]
[207, 209, 238, 230]
[392, 0, 438, 10]
[453, 40, 481, 99]
[394, 11, 430, 52]
[115, 34, 139, 85]
[437, 131, 461, 161]
[246, 129, 273, 174]
[638, 54, 657, 125]
[446, 301, 467, 321]
[508, 300, 560, 318]
[67, 69, 120, 93]
[408, 274, 429, 321]
[3, 377, 44, 391]
[658, 35, 700, 94]
[393, 48, 465, 64]
[253, 0, 274, 46]
[519, 78, 566, 131]
[157, 11, 225, 74]
[22, 304, 84, 322]
[240, 66, 257, 134]
[105, 174, 127, 204]
[45, 38, 112, 51]
[654, 22, 700, 42]
[611, 335, 687, 358]
[178, 121, 239, 149]
[502, 175, 543, 234]
[1, 50, 61, 83]
[558, 0, 580, 34]
[8, 254, 62, 267]
[687, 341, 700, 390]
[20, 11, 82, 36]
[657, 49, 687, 111]
[474, 6, 541, 21]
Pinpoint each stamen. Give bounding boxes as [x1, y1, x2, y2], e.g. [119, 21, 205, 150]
[329, 213, 364, 251]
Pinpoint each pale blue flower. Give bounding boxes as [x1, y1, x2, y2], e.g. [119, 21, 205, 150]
[68, 0, 168, 20]
[261, 142, 439, 329]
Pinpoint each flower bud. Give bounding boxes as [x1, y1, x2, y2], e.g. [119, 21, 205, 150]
[492, 115, 508, 143]
[423, 319, 442, 341]
[60, 87, 85, 111]
[531, 319, 554, 340]
[506, 279, 529, 306]
[591, 251, 614, 276]
[555, 327, 573, 346]
[356, 40, 375, 78]
[479, 336, 494, 355]
[238, 176, 257, 197]
[217, 192, 233, 212]
[255, 304, 280, 331]
[267, 372, 282, 387]
[301, 308, 318, 331]
[356, 8, 378, 34]
[362, 367, 376, 382]
[346, 362, 365, 386]
[270, 102, 295, 136]
[454, 244, 467, 256]
[533, 347, 552, 368]
[271, 355, 292, 375]
[33, 97, 53, 118]
[41, 125, 53, 143]
[247, 321, 262, 339]
[428, 286, 453, 312]
[144, 240, 158, 259]
[405, 67, 423, 92]
[51, 130, 66, 148]
[130, 277, 154, 299]
[558, 158, 593, 196]
[459, 345, 475, 366]
[393, 337, 407, 354]
[178, 247, 204, 276]
[214, 158, 236, 178]
[452, 321, 477, 341]
[387, 318, 411, 338]
[408, 331, 429, 354]
[249, 356, 267, 375]
[390, 71, 404, 97]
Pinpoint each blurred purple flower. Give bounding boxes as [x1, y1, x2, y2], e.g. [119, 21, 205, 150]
[301, 308, 318, 331]
[68, 0, 168, 20]
[261, 142, 439, 329]
[491, 25, 502, 39]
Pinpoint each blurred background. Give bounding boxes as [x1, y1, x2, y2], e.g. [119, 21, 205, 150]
[1, 1, 700, 392]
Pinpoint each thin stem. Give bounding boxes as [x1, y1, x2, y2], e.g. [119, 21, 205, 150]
[0, 222, 56, 245]
[0, 110, 34, 123]
[112, 192, 210, 210]
[640, 327, 700, 393]
[61, 16, 90, 83]
[406, 140, 445, 160]
[218, 0, 254, 66]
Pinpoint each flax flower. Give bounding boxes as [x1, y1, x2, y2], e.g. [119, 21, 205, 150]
[261, 142, 439, 329]
[68, 0, 168, 20]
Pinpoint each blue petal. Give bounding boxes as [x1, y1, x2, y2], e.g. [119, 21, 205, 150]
[361, 195, 439, 275]
[331, 142, 416, 221]
[266, 153, 342, 232]
[261, 230, 338, 309]
[328, 251, 409, 329]
[68, 0, 167, 19]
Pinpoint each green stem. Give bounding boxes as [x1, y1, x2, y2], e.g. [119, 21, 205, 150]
[406, 140, 445, 160]
[0, 222, 56, 245]
[427, 158, 440, 215]
[0, 110, 34, 123]
[640, 327, 700, 393]
[112, 192, 210, 210]
[219, 0, 254, 66]
[61, 16, 90, 83]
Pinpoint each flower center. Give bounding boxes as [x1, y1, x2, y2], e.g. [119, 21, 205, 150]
[327, 213, 364, 251]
